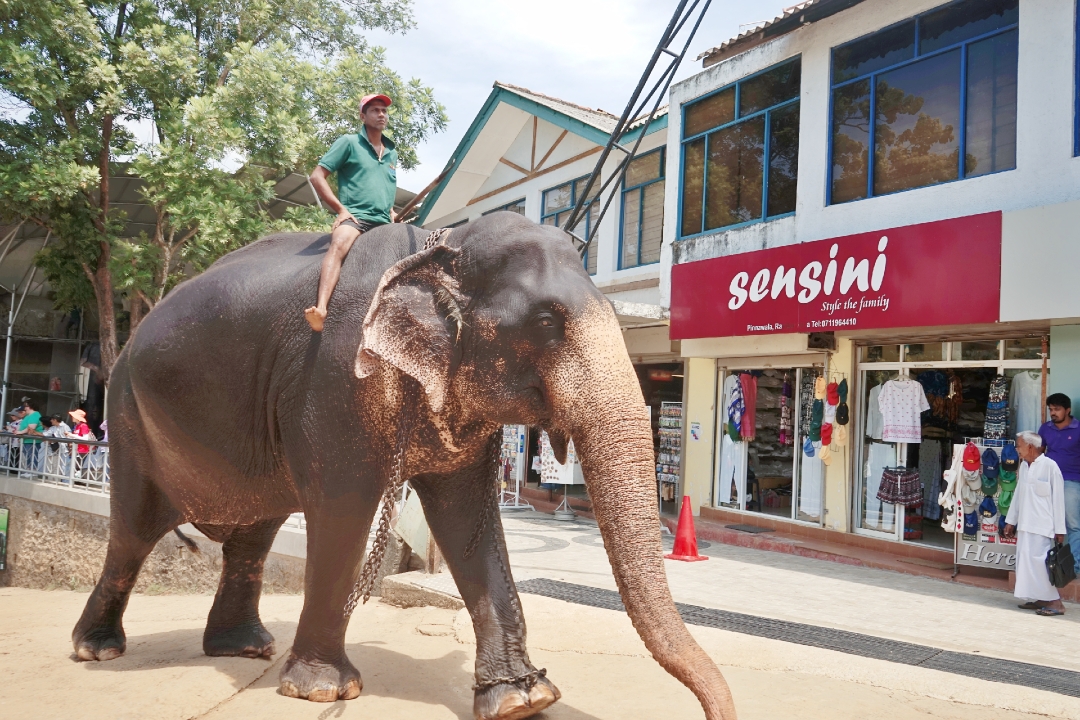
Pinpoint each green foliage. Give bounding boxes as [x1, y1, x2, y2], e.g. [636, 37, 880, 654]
[267, 205, 334, 233]
[0, 0, 446, 361]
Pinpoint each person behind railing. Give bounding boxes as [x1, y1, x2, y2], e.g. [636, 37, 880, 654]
[67, 409, 93, 479]
[0, 408, 20, 468]
[43, 414, 72, 480]
[14, 398, 44, 477]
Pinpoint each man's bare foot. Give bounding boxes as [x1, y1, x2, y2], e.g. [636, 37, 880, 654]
[304, 306, 327, 332]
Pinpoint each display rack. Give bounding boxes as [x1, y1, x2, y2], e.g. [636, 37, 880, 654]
[657, 402, 682, 506]
[498, 425, 533, 511]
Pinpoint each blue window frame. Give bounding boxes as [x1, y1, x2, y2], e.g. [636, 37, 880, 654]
[483, 198, 526, 216]
[619, 148, 665, 269]
[1075, 0, 1080, 156]
[829, 0, 1018, 205]
[542, 176, 598, 275]
[679, 57, 801, 239]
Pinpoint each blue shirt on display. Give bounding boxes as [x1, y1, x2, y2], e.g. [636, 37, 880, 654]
[1039, 417, 1080, 482]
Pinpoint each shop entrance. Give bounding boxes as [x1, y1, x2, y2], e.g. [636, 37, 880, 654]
[713, 365, 826, 525]
[855, 338, 1047, 548]
[636, 363, 685, 514]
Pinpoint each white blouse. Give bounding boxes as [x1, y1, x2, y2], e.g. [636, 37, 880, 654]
[878, 379, 930, 444]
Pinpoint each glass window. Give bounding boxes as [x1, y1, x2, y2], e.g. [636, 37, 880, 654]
[863, 345, 900, 362]
[680, 57, 801, 237]
[904, 343, 944, 362]
[873, 50, 962, 196]
[919, 0, 1019, 54]
[483, 198, 526, 216]
[959, 340, 1000, 361]
[830, 79, 871, 204]
[829, 1, 1018, 204]
[965, 30, 1018, 178]
[620, 149, 665, 269]
[1005, 337, 1047, 360]
[542, 177, 599, 275]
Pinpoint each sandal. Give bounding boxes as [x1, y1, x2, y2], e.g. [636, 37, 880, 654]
[1036, 607, 1065, 617]
[1018, 602, 1043, 610]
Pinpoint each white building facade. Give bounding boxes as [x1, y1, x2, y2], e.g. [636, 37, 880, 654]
[664, 0, 1080, 560]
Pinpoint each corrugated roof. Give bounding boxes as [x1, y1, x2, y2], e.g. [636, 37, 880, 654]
[696, 0, 866, 66]
[495, 82, 619, 133]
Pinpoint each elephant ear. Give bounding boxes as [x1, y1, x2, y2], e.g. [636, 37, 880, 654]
[355, 245, 466, 413]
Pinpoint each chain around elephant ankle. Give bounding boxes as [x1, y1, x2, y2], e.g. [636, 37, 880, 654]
[472, 667, 547, 692]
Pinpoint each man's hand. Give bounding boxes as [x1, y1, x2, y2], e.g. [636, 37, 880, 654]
[1057, 534, 1066, 543]
[1004, 523, 1016, 538]
[332, 211, 357, 231]
[390, 208, 398, 223]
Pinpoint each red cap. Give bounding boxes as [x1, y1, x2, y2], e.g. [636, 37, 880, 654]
[962, 442, 981, 471]
[826, 382, 839, 406]
[820, 422, 833, 446]
[361, 93, 392, 112]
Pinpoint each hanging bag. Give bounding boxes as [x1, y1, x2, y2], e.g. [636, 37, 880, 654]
[1046, 541, 1077, 588]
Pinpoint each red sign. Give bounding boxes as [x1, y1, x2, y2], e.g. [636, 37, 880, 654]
[648, 369, 674, 382]
[670, 213, 1001, 340]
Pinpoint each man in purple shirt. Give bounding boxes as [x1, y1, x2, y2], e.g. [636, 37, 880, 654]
[1039, 392, 1080, 573]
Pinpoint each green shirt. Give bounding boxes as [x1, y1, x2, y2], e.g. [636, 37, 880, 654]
[19, 411, 41, 445]
[318, 129, 398, 225]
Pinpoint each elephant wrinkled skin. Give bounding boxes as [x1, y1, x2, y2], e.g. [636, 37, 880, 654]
[72, 213, 737, 720]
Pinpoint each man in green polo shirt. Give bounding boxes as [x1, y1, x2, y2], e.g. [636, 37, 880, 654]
[305, 93, 398, 331]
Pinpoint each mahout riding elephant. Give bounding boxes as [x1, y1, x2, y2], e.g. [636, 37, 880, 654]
[72, 213, 737, 720]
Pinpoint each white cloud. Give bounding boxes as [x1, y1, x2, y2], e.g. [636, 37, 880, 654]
[365, 0, 792, 191]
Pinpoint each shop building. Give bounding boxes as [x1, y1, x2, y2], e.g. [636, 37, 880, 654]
[418, 83, 685, 510]
[662, 0, 1080, 557]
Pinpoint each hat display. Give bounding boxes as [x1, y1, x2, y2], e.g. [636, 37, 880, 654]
[803, 437, 815, 458]
[962, 442, 981, 471]
[834, 423, 847, 446]
[961, 468, 982, 489]
[997, 487, 1014, 514]
[981, 448, 999, 479]
[981, 473, 998, 497]
[1000, 444, 1019, 472]
[836, 379, 850, 426]
[963, 511, 979, 536]
[826, 382, 839, 405]
[979, 496, 998, 518]
[820, 422, 833, 446]
[820, 443, 832, 465]
[961, 484, 979, 513]
[814, 377, 826, 400]
[837, 379, 848, 402]
[998, 469, 1017, 490]
[810, 400, 823, 442]
[824, 401, 837, 424]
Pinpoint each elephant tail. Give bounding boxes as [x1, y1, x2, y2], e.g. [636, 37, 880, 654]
[173, 528, 201, 554]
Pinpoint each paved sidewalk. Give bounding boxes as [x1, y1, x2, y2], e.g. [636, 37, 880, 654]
[1, 510, 1077, 720]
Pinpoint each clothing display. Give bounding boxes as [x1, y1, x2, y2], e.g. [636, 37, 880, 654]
[800, 372, 816, 439]
[778, 374, 793, 446]
[878, 379, 930, 443]
[799, 455, 823, 519]
[866, 384, 885, 440]
[1009, 371, 1042, 436]
[983, 375, 1009, 440]
[865, 442, 897, 529]
[918, 439, 943, 521]
[717, 433, 744, 505]
[724, 374, 743, 440]
[739, 373, 757, 441]
[877, 467, 922, 507]
[539, 431, 576, 485]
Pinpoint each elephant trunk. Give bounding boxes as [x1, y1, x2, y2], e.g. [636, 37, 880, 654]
[548, 303, 737, 720]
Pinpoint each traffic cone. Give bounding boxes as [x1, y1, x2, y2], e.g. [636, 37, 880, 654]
[664, 496, 708, 562]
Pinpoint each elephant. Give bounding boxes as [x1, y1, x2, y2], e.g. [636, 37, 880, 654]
[72, 212, 737, 720]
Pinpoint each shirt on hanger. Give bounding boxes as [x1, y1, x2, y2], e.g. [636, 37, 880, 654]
[866, 384, 884, 440]
[1009, 371, 1043, 436]
[878, 379, 930, 444]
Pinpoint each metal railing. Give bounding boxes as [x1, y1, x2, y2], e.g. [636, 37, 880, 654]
[0, 432, 312, 530]
[0, 431, 110, 492]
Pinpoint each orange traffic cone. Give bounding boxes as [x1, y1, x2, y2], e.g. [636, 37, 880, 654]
[664, 496, 708, 562]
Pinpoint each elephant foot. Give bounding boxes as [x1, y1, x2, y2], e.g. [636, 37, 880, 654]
[279, 653, 362, 702]
[473, 674, 561, 720]
[73, 624, 126, 662]
[204, 620, 276, 659]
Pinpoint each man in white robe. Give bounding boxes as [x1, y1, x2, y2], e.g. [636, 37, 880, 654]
[1004, 431, 1068, 616]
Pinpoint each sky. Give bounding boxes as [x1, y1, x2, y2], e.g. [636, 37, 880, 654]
[366, 0, 794, 192]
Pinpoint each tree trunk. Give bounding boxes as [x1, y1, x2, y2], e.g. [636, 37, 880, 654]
[88, 252, 118, 385]
[546, 299, 737, 720]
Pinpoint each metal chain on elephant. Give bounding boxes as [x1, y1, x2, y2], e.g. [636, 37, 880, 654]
[463, 431, 502, 560]
[345, 381, 419, 616]
[473, 667, 548, 692]
[423, 227, 453, 251]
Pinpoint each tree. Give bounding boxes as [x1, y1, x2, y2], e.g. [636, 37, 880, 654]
[0, 0, 446, 381]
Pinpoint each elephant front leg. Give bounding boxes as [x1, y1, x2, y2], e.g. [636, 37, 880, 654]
[412, 458, 560, 720]
[280, 503, 376, 702]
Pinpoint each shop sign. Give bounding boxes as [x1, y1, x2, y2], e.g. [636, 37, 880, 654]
[671, 213, 1001, 339]
[957, 536, 1016, 570]
[648, 369, 674, 382]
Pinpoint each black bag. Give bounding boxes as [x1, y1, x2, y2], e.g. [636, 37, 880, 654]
[1046, 541, 1077, 588]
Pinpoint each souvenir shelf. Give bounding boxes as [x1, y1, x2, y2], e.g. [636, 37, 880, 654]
[657, 402, 682, 503]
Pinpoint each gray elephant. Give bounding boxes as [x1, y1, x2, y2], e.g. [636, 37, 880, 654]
[72, 213, 737, 720]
